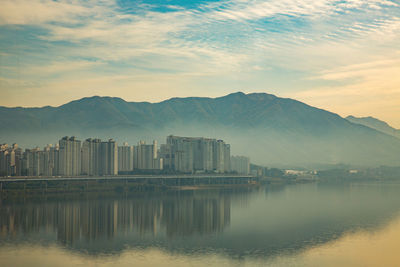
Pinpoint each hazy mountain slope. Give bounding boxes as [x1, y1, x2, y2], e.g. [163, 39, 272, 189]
[346, 115, 400, 139]
[1, 92, 399, 167]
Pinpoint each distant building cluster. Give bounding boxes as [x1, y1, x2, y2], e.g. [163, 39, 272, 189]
[161, 136, 231, 173]
[230, 156, 250, 175]
[0, 135, 250, 177]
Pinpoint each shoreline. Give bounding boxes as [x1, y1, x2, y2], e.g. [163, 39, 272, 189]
[0, 175, 260, 196]
[0, 173, 254, 181]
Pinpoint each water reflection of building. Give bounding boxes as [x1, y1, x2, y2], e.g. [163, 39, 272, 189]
[162, 195, 230, 237]
[0, 191, 235, 245]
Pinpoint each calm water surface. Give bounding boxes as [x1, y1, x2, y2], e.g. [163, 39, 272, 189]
[1, 182, 400, 266]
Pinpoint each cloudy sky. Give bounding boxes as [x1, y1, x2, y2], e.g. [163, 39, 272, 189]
[0, 0, 399, 127]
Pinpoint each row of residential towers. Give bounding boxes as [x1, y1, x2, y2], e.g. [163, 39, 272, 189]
[58, 137, 161, 176]
[0, 135, 250, 177]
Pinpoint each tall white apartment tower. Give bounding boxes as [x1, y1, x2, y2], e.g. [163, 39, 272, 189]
[118, 142, 134, 172]
[134, 140, 162, 170]
[100, 139, 118, 175]
[81, 138, 102, 176]
[59, 136, 81, 176]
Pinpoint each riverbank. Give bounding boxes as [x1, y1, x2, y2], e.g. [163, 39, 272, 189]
[0, 175, 259, 196]
[260, 175, 317, 184]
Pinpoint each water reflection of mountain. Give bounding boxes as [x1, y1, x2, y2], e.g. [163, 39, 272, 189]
[1, 183, 400, 260]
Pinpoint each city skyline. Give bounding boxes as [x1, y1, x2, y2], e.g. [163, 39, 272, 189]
[1, 0, 399, 127]
[0, 134, 251, 177]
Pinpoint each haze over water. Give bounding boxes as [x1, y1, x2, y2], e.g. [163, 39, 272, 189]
[1, 182, 400, 266]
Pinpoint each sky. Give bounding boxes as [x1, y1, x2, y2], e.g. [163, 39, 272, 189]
[0, 0, 399, 127]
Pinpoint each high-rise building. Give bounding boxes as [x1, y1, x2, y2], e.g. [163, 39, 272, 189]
[0, 143, 23, 176]
[134, 140, 162, 170]
[166, 137, 193, 172]
[31, 144, 59, 177]
[23, 147, 41, 176]
[59, 136, 81, 176]
[118, 142, 134, 173]
[165, 135, 230, 173]
[81, 138, 118, 176]
[100, 139, 118, 175]
[0, 145, 9, 176]
[49, 144, 59, 176]
[13, 144, 23, 176]
[40, 144, 53, 176]
[230, 155, 250, 175]
[159, 144, 173, 170]
[223, 143, 231, 173]
[39, 148, 49, 176]
[81, 138, 101, 176]
[214, 140, 226, 173]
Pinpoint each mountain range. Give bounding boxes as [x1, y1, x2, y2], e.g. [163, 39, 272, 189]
[1, 92, 399, 168]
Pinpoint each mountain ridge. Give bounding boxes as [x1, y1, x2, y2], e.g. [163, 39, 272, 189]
[1, 92, 399, 167]
[346, 115, 400, 139]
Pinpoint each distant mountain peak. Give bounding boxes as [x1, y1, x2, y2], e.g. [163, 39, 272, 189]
[61, 95, 128, 107]
[227, 91, 246, 96]
[80, 95, 125, 102]
[346, 115, 400, 139]
[221, 91, 275, 98]
[217, 91, 247, 99]
[346, 115, 395, 129]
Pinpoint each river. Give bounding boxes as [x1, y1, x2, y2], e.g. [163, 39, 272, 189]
[1, 181, 400, 266]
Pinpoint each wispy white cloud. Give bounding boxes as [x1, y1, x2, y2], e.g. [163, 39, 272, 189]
[0, 0, 90, 25]
[291, 55, 400, 126]
[308, 57, 400, 81]
[25, 60, 104, 75]
[207, 0, 336, 22]
[0, 0, 399, 125]
[335, 0, 398, 10]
